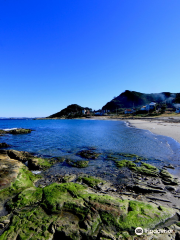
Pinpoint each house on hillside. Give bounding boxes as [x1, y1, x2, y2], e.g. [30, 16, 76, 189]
[124, 109, 134, 114]
[82, 109, 91, 115]
[141, 102, 156, 111]
[102, 109, 110, 113]
[140, 106, 147, 111]
[175, 108, 180, 113]
[148, 102, 156, 110]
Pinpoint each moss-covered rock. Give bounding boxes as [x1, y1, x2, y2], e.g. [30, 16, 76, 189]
[116, 160, 159, 177]
[115, 160, 137, 170]
[0, 206, 54, 240]
[7, 187, 43, 211]
[66, 159, 89, 168]
[160, 170, 178, 185]
[62, 174, 76, 183]
[28, 156, 66, 170]
[119, 153, 139, 158]
[77, 175, 105, 188]
[76, 150, 101, 159]
[28, 157, 52, 170]
[135, 162, 159, 176]
[6, 128, 32, 134]
[6, 150, 32, 163]
[0, 182, 177, 239]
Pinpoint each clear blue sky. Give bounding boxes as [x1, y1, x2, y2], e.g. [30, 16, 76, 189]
[1, 0, 180, 117]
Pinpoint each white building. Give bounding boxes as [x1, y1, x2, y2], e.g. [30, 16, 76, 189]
[141, 102, 156, 111]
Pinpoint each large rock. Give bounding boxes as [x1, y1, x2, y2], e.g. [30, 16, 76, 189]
[6, 128, 32, 134]
[0, 151, 38, 192]
[0, 182, 176, 239]
[0, 143, 10, 149]
[76, 150, 101, 159]
[6, 150, 32, 163]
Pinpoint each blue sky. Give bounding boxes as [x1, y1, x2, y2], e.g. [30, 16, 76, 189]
[1, 0, 180, 117]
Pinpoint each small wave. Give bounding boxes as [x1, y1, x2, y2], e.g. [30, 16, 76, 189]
[3, 128, 17, 131]
[31, 170, 41, 174]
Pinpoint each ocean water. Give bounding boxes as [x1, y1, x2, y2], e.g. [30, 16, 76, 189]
[0, 119, 180, 178]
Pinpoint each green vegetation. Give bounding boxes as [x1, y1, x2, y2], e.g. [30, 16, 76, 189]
[160, 169, 178, 185]
[48, 104, 92, 118]
[135, 162, 159, 176]
[77, 176, 104, 187]
[41, 183, 86, 214]
[7, 187, 43, 210]
[66, 159, 89, 168]
[116, 160, 159, 176]
[0, 182, 176, 239]
[76, 149, 101, 159]
[102, 90, 177, 112]
[115, 160, 137, 170]
[0, 166, 40, 202]
[28, 157, 64, 170]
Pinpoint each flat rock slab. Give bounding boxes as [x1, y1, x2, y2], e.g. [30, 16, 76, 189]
[0, 152, 23, 190]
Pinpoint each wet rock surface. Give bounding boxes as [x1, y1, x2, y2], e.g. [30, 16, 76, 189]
[0, 149, 180, 239]
[76, 149, 101, 159]
[0, 143, 10, 149]
[0, 128, 32, 135]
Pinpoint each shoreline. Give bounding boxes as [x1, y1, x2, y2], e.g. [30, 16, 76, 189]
[37, 115, 180, 144]
[126, 119, 180, 144]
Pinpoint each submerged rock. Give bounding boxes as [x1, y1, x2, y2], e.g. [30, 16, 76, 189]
[6, 128, 32, 134]
[76, 150, 101, 159]
[66, 159, 89, 168]
[0, 143, 10, 149]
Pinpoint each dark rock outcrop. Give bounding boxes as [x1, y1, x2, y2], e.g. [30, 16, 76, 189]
[0, 143, 10, 149]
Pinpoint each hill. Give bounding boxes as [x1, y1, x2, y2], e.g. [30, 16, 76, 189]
[47, 104, 91, 118]
[102, 90, 179, 111]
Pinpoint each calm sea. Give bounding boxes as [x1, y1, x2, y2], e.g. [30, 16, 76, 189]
[0, 119, 180, 177]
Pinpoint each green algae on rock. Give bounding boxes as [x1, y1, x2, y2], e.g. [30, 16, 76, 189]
[76, 149, 101, 159]
[7, 187, 43, 211]
[135, 162, 159, 176]
[66, 159, 89, 168]
[160, 169, 178, 185]
[77, 175, 105, 188]
[6, 128, 32, 134]
[6, 149, 33, 163]
[116, 160, 159, 177]
[0, 182, 176, 239]
[28, 157, 52, 170]
[29, 156, 67, 170]
[115, 160, 137, 170]
[0, 165, 40, 199]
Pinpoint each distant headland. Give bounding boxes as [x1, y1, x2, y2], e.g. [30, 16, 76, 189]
[46, 90, 180, 119]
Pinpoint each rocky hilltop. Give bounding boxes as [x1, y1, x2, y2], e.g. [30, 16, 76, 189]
[47, 104, 92, 119]
[102, 90, 180, 111]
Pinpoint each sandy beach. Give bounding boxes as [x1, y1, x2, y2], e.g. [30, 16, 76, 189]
[127, 119, 180, 144]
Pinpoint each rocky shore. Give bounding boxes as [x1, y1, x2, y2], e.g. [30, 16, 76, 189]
[0, 146, 180, 239]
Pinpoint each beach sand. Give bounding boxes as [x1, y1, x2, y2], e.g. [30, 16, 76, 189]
[127, 119, 180, 144]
